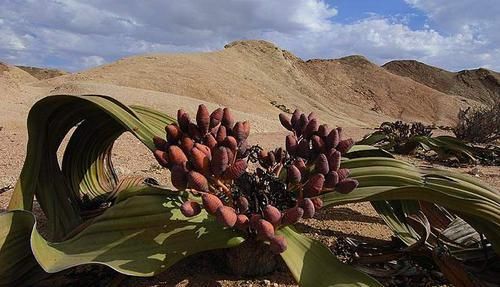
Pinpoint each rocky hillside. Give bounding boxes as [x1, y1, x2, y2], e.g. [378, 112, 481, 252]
[383, 60, 500, 105]
[0, 62, 38, 93]
[16, 65, 67, 80]
[40, 40, 471, 126]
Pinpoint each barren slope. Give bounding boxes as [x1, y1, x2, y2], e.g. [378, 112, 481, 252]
[16, 65, 68, 80]
[383, 60, 500, 104]
[40, 40, 471, 126]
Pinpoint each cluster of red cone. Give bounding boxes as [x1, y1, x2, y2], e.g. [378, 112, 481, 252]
[278, 110, 358, 196]
[152, 105, 359, 254]
[152, 105, 249, 193]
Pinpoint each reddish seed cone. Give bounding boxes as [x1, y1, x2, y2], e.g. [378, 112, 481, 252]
[336, 138, 354, 155]
[153, 149, 169, 167]
[222, 107, 235, 129]
[249, 214, 262, 228]
[318, 124, 329, 138]
[180, 200, 202, 217]
[168, 145, 188, 166]
[311, 135, 325, 153]
[166, 124, 181, 142]
[209, 107, 223, 128]
[237, 139, 249, 158]
[287, 165, 302, 184]
[303, 173, 325, 197]
[236, 196, 249, 213]
[291, 109, 301, 126]
[235, 214, 249, 230]
[171, 164, 188, 190]
[307, 112, 316, 121]
[187, 171, 209, 192]
[270, 235, 287, 254]
[263, 205, 282, 226]
[202, 193, 223, 215]
[303, 118, 319, 139]
[293, 158, 307, 174]
[216, 125, 227, 142]
[223, 136, 238, 151]
[211, 146, 229, 176]
[328, 150, 341, 171]
[180, 136, 194, 154]
[301, 198, 316, 219]
[177, 109, 190, 133]
[336, 179, 359, 194]
[324, 171, 339, 188]
[326, 129, 340, 149]
[311, 197, 323, 209]
[204, 133, 218, 150]
[233, 122, 246, 142]
[275, 147, 284, 163]
[281, 206, 304, 225]
[194, 143, 211, 159]
[196, 104, 210, 134]
[267, 151, 276, 166]
[255, 219, 275, 241]
[315, 153, 329, 175]
[337, 168, 350, 181]
[190, 147, 210, 174]
[285, 135, 297, 155]
[223, 159, 247, 180]
[279, 113, 293, 131]
[153, 136, 168, 150]
[226, 148, 235, 165]
[297, 114, 309, 136]
[296, 140, 310, 159]
[242, 121, 251, 139]
[216, 206, 238, 227]
[336, 127, 343, 140]
[188, 123, 202, 141]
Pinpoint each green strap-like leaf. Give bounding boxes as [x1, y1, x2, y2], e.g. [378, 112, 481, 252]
[30, 189, 244, 276]
[278, 227, 383, 287]
[345, 145, 394, 159]
[0, 211, 47, 287]
[321, 185, 500, 253]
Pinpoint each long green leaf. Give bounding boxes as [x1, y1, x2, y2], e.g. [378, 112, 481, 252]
[278, 227, 383, 287]
[31, 189, 244, 276]
[0, 211, 47, 287]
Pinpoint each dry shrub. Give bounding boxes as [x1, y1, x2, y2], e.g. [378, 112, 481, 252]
[453, 101, 500, 143]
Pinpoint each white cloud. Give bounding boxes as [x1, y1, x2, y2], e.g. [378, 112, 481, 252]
[81, 56, 105, 68]
[0, 0, 498, 71]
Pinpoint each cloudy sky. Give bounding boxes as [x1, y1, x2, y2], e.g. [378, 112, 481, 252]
[1, 0, 499, 72]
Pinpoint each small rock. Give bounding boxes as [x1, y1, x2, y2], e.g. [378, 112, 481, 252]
[114, 166, 132, 176]
[468, 167, 483, 177]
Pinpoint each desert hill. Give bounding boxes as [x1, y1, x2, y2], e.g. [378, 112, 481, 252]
[383, 60, 500, 105]
[16, 65, 67, 80]
[40, 40, 472, 126]
[0, 62, 38, 85]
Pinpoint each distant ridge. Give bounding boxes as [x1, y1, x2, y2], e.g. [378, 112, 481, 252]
[38, 40, 477, 126]
[16, 65, 67, 80]
[383, 60, 499, 104]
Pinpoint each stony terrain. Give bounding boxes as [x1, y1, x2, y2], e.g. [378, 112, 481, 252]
[1, 40, 499, 286]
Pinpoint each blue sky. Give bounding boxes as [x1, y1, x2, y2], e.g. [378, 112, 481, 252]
[1, 0, 499, 72]
[332, 0, 426, 29]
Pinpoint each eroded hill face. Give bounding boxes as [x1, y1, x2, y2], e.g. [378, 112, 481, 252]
[39, 40, 473, 127]
[383, 60, 500, 105]
[16, 66, 67, 80]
